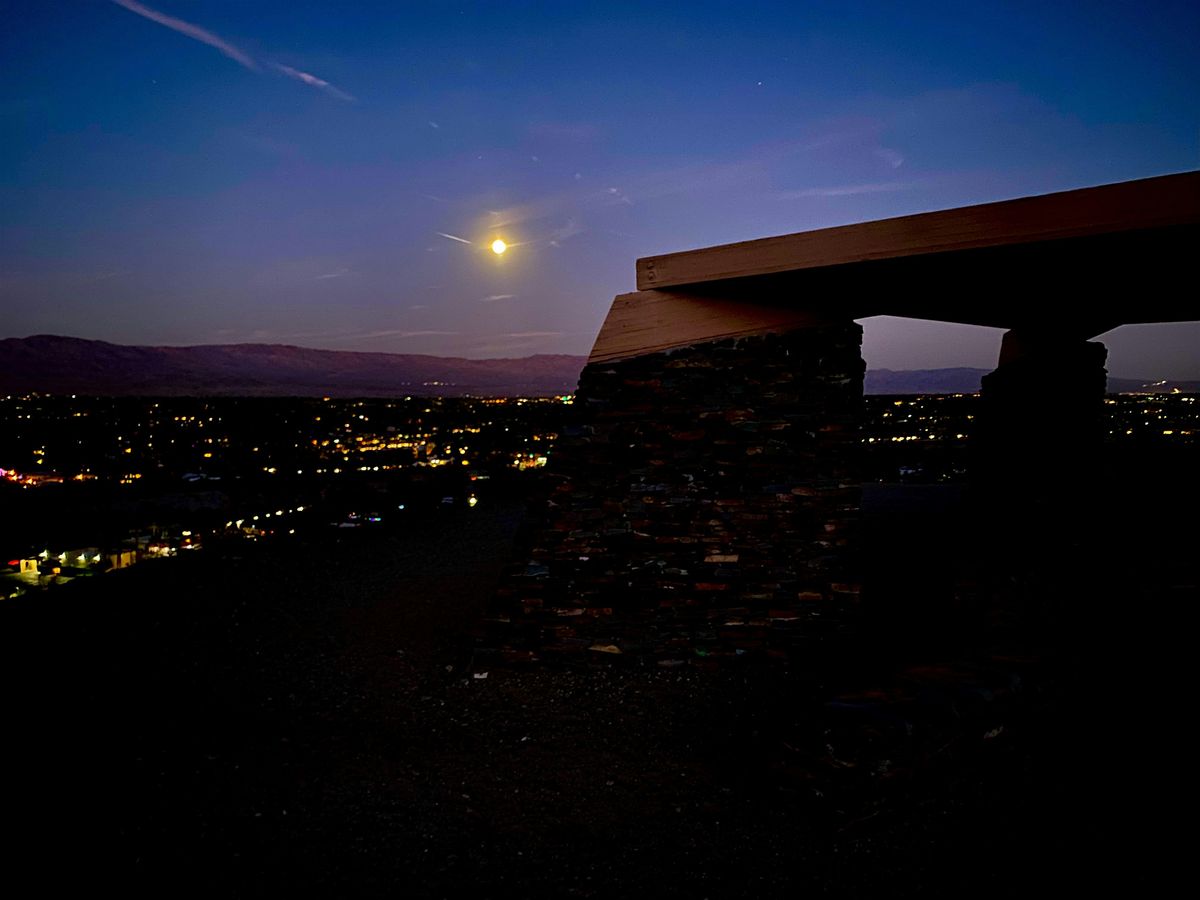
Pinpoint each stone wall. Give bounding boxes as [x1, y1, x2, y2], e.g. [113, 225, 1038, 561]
[480, 322, 866, 666]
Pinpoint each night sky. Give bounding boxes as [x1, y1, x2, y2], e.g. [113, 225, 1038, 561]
[2, 1, 1197, 376]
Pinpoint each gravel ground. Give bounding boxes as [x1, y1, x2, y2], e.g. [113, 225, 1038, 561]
[0, 504, 1181, 897]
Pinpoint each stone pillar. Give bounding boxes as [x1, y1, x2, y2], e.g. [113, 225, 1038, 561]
[482, 322, 866, 666]
[972, 329, 1109, 630]
[975, 329, 1108, 498]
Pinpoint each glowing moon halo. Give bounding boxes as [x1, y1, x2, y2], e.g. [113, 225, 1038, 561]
[490, 239, 508, 255]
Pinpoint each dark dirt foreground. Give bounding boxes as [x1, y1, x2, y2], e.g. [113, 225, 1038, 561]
[0, 504, 1188, 897]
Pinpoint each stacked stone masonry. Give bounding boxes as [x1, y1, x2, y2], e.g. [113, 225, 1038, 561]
[482, 322, 866, 666]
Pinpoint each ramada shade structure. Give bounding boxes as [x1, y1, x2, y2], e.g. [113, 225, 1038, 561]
[590, 170, 1199, 364]
[484, 172, 1197, 666]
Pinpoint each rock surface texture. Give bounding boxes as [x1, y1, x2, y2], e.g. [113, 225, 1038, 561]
[484, 322, 867, 665]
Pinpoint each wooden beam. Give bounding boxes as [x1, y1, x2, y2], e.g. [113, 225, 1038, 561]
[636, 171, 1200, 291]
[588, 291, 845, 365]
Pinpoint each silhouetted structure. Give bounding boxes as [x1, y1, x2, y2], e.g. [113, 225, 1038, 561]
[485, 172, 1199, 662]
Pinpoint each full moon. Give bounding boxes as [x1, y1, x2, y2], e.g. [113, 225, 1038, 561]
[490, 239, 507, 255]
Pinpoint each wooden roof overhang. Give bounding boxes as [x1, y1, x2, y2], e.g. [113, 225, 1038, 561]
[589, 171, 1199, 364]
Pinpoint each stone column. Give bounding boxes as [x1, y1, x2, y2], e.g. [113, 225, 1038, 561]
[482, 322, 866, 666]
[975, 329, 1108, 497]
[972, 329, 1109, 630]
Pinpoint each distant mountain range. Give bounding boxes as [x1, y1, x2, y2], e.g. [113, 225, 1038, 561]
[0, 335, 584, 397]
[865, 368, 992, 395]
[0, 336, 1193, 397]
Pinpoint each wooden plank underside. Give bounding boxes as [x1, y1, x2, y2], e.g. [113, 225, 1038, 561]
[636, 171, 1200, 291]
[587, 291, 846, 365]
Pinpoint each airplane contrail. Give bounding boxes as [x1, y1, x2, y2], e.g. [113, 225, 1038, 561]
[273, 64, 356, 103]
[110, 0, 258, 70]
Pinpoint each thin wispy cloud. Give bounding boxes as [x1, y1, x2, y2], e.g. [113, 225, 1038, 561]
[303, 329, 462, 342]
[876, 147, 906, 169]
[229, 327, 460, 344]
[351, 329, 459, 340]
[316, 268, 349, 280]
[436, 232, 473, 244]
[779, 181, 917, 199]
[478, 136, 833, 235]
[465, 332, 569, 356]
[471, 124, 926, 250]
[605, 186, 633, 206]
[533, 218, 586, 249]
[481, 184, 626, 233]
[111, 2, 354, 103]
[480, 294, 515, 303]
[273, 64, 356, 102]
[110, 0, 257, 70]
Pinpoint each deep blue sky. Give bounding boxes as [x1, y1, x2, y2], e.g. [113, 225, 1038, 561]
[2, 1, 1197, 375]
